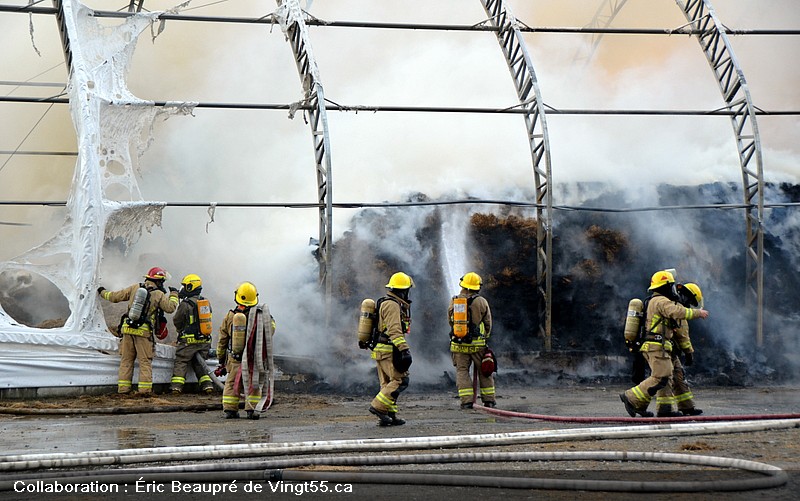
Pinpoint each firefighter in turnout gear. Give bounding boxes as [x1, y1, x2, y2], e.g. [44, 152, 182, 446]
[170, 274, 214, 395]
[448, 272, 495, 409]
[620, 270, 709, 417]
[98, 267, 179, 395]
[670, 282, 705, 416]
[216, 282, 276, 420]
[368, 272, 414, 426]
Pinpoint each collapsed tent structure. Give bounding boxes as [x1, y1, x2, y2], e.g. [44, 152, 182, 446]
[0, 0, 797, 395]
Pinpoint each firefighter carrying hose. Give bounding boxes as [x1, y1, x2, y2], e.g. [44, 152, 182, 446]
[448, 272, 495, 409]
[216, 282, 276, 420]
[98, 267, 179, 395]
[170, 274, 214, 395]
[620, 270, 709, 417]
[367, 272, 414, 426]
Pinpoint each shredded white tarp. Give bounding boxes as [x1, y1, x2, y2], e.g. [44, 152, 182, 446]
[0, 343, 179, 389]
[0, 0, 196, 387]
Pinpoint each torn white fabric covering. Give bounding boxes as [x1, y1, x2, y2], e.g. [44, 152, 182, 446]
[0, 0, 197, 383]
[275, 0, 324, 91]
[0, 344, 182, 389]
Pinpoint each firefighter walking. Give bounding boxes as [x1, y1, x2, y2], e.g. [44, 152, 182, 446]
[170, 274, 215, 395]
[98, 267, 179, 395]
[216, 282, 276, 420]
[620, 270, 708, 417]
[671, 282, 705, 416]
[449, 272, 495, 409]
[367, 272, 414, 426]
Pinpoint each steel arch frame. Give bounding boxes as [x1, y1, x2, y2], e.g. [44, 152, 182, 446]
[675, 0, 765, 346]
[274, 0, 335, 317]
[479, 0, 554, 349]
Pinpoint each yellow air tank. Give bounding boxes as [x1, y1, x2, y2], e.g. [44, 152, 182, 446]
[624, 298, 644, 346]
[197, 298, 213, 336]
[452, 296, 469, 339]
[232, 311, 247, 356]
[357, 298, 376, 344]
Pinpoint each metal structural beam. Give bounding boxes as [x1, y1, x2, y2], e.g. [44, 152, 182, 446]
[676, 0, 765, 346]
[479, 0, 554, 350]
[573, 0, 629, 66]
[274, 0, 334, 319]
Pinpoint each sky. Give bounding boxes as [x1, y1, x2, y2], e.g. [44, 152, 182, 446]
[0, 0, 798, 375]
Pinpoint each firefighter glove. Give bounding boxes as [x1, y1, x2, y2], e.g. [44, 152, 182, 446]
[358, 340, 369, 350]
[394, 349, 413, 373]
[97, 286, 106, 295]
[684, 352, 694, 366]
[214, 365, 227, 377]
[168, 286, 179, 293]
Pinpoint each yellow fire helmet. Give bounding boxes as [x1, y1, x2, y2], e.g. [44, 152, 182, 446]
[459, 272, 482, 291]
[234, 281, 259, 307]
[181, 274, 203, 292]
[648, 270, 675, 290]
[385, 272, 414, 290]
[684, 282, 704, 308]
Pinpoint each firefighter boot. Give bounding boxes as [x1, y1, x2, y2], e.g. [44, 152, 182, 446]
[620, 393, 654, 418]
[682, 407, 703, 416]
[388, 412, 405, 426]
[656, 405, 683, 418]
[224, 410, 240, 419]
[246, 410, 260, 420]
[369, 406, 393, 426]
[460, 402, 474, 410]
[483, 401, 496, 408]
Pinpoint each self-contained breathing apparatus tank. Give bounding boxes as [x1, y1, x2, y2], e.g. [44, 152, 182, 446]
[232, 311, 247, 357]
[128, 287, 149, 323]
[452, 296, 469, 339]
[624, 298, 644, 348]
[196, 298, 213, 336]
[357, 298, 376, 345]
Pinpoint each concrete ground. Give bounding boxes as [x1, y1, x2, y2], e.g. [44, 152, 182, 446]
[0, 384, 798, 500]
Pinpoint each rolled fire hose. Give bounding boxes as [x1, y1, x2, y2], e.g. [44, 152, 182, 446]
[2, 419, 798, 473]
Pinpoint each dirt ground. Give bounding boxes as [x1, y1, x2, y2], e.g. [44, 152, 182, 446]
[0, 384, 799, 501]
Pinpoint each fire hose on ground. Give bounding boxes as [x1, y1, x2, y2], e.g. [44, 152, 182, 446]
[1, 419, 797, 493]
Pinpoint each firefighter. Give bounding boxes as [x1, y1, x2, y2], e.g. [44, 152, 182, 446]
[98, 267, 179, 395]
[368, 272, 414, 426]
[670, 282, 704, 416]
[170, 274, 214, 395]
[448, 272, 495, 409]
[620, 270, 709, 417]
[216, 282, 276, 420]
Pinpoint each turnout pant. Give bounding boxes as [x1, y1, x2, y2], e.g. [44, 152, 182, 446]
[452, 351, 496, 405]
[624, 343, 674, 412]
[118, 334, 154, 394]
[171, 343, 213, 393]
[370, 352, 409, 414]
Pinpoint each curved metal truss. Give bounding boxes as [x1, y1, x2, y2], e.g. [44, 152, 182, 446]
[12, 0, 773, 348]
[478, 0, 554, 349]
[676, 0, 765, 346]
[274, 0, 334, 310]
[573, 0, 629, 65]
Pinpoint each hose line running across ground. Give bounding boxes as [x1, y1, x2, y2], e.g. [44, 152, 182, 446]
[1, 419, 798, 493]
[0, 450, 788, 493]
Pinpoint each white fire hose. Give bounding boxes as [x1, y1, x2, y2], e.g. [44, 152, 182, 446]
[1, 419, 796, 493]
